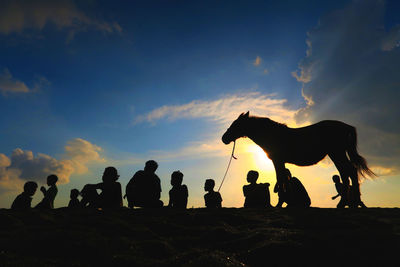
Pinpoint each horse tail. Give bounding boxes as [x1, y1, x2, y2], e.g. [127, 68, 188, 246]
[346, 126, 376, 178]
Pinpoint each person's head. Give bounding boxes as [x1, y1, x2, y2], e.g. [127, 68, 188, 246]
[204, 179, 215, 192]
[23, 181, 38, 196]
[70, 189, 79, 199]
[102, 166, 119, 182]
[332, 175, 340, 183]
[47, 175, 58, 186]
[171, 171, 183, 187]
[247, 170, 259, 184]
[144, 160, 158, 173]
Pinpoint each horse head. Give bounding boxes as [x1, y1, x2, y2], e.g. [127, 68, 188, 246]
[222, 111, 249, 144]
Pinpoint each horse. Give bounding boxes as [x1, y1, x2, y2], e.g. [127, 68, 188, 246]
[221, 111, 375, 207]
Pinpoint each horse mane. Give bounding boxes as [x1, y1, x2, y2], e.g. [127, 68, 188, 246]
[249, 115, 288, 129]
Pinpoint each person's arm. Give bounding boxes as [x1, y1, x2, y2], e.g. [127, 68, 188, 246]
[40, 186, 47, 197]
[332, 194, 339, 200]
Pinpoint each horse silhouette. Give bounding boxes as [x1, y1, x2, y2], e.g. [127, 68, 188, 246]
[222, 112, 375, 205]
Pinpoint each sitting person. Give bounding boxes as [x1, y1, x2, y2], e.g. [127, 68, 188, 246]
[125, 160, 163, 208]
[35, 174, 58, 209]
[11, 181, 38, 210]
[275, 169, 311, 208]
[94, 167, 123, 209]
[168, 171, 188, 209]
[80, 184, 101, 208]
[68, 189, 81, 208]
[204, 179, 222, 208]
[243, 170, 271, 208]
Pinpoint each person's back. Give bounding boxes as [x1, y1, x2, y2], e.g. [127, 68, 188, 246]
[97, 167, 123, 209]
[204, 179, 222, 208]
[80, 184, 100, 208]
[243, 170, 271, 208]
[68, 189, 81, 208]
[11, 181, 38, 211]
[288, 176, 311, 208]
[169, 171, 188, 209]
[126, 160, 163, 208]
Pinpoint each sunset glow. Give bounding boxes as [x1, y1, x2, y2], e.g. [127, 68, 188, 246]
[0, 0, 399, 209]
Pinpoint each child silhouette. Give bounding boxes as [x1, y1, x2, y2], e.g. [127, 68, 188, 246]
[11, 181, 38, 210]
[243, 170, 271, 208]
[204, 179, 222, 208]
[168, 171, 188, 209]
[68, 189, 81, 208]
[36, 174, 58, 209]
[332, 175, 347, 208]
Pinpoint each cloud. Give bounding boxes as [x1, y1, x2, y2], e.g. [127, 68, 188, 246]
[133, 92, 304, 162]
[292, 0, 400, 174]
[135, 92, 299, 127]
[0, 0, 122, 38]
[0, 68, 50, 95]
[0, 68, 30, 94]
[0, 138, 104, 192]
[253, 56, 262, 66]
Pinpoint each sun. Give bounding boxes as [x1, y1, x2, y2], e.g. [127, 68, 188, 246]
[246, 144, 274, 171]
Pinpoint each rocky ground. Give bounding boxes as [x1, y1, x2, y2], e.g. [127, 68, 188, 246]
[0, 207, 399, 266]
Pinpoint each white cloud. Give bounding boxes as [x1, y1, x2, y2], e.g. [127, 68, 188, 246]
[0, 138, 104, 192]
[135, 92, 299, 127]
[292, 0, 400, 175]
[0, 0, 122, 38]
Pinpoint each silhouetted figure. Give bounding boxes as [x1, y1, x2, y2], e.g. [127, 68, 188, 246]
[126, 160, 163, 208]
[35, 174, 58, 209]
[204, 179, 222, 208]
[168, 171, 188, 209]
[93, 167, 123, 209]
[222, 112, 375, 207]
[80, 184, 100, 208]
[275, 169, 310, 208]
[68, 189, 81, 208]
[332, 175, 347, 208]
[243, 170, 271, 208]
[11, 181, 38, 210]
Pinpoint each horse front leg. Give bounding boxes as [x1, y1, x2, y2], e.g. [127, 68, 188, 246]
[272, 160, 287, 207]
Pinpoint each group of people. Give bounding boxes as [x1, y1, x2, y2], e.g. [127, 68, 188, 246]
[10, 159, 362, 211]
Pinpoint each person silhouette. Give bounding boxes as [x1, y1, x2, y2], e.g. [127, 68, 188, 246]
[332, 175, 347, 208]
[35, 174, 58, 209]
[126, 160, 163, 208]
[168, 171, 188, 209]
[11, 181, 38, 210]
[204, 179, 222, 208]
[274, 169, 310, 208]
[80, 184, 100, 208]
[93, 167, 123, 209]
[243, 170, 271, 208]
[68, 189, 81, 208]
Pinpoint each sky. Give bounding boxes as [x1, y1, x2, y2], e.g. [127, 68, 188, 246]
[1, 0, 399, 208]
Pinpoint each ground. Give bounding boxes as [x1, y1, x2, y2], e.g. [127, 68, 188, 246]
[0, 207, 399, 266]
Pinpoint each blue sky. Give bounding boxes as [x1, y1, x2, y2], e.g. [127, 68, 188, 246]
[1, 0, 399, 208]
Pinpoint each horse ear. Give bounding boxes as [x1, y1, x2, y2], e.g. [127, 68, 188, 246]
[244, 111, 249, 117]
